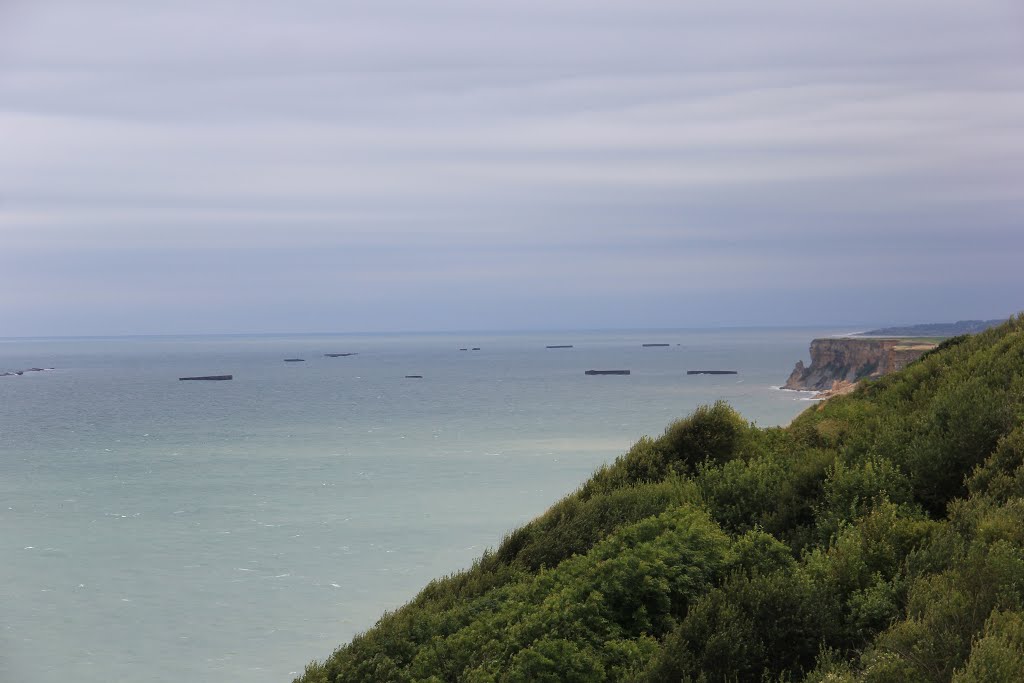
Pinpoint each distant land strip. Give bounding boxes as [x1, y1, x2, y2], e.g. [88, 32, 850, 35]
[857, 319, 1005, 337]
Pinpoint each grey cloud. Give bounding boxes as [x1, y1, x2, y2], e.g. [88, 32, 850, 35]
[1, 0, 1022, 334]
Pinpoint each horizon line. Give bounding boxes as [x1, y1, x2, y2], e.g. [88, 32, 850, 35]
[0, 323, 871, 341]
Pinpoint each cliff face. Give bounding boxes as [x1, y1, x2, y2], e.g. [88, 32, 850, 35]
[783, 338, 936, 391]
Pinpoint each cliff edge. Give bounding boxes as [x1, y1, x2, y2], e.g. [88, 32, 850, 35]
[783, 338, 936, 391]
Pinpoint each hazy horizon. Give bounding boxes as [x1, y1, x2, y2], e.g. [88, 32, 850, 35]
[2, 1, 1022, 336]
[0, 317, 1015, 341]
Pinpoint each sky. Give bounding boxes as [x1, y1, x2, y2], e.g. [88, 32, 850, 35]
[1, 0, 1022, 335]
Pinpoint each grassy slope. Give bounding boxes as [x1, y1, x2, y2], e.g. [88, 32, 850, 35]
[296, 316, 1024, 683]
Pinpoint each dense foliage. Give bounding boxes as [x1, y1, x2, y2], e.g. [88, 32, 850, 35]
[296, 316, 1024, 682]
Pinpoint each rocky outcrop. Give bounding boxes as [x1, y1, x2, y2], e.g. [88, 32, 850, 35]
[784, 338, 935, 391]
[813, 379, 859, 401]
[1, 367, 52, 377]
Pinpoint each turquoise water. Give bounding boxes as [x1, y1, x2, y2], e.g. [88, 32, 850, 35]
[0, 328, 834, 682]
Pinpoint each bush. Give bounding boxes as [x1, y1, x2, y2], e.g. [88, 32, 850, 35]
[953, 610, 1024, 682]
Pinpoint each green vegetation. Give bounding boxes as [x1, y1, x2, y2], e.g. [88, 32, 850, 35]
[296, 316, 1024, 683]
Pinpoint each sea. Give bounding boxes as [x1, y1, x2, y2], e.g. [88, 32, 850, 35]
[0, 327, 838, 682]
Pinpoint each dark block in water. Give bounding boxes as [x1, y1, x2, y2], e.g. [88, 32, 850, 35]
[546, 345, 574, 348]
[642, 343, 670, 347]
[324, 353, 357, 357]
[1, 367, 53, 377]
[585, 370, 630, 375]
[283, 359, 305, 362]
[405, 375, 423, 379]
[179, 375, 233, 381]
[687, 370, 738, 375]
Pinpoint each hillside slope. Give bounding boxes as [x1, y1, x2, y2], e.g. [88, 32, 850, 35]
[296, 316, 1024, 683]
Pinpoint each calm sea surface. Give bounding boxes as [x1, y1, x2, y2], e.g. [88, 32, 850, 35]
[0, 328, 839, 682]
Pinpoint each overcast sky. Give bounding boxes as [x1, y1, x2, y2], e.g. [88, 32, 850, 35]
[1, 1, 1022, 335]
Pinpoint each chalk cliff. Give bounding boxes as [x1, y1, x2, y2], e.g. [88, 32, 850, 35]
[783, 338, 935, 391]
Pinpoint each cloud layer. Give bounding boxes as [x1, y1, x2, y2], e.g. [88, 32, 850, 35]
[2, 1, 1022, 334]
